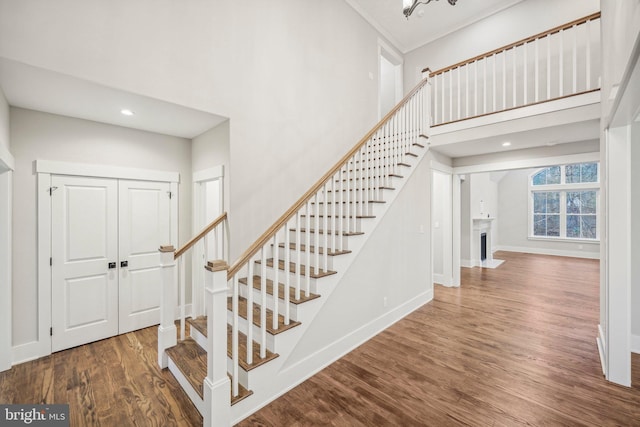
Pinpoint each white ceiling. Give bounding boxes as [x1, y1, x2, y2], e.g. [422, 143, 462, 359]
[345, 0, 525, 53]
[0, 58, 226, 139]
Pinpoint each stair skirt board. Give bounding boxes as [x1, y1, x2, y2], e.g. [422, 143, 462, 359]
[168, 357, 205, 415]
[230, 290, 433, 424]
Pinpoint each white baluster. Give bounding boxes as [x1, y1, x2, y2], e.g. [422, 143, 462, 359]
[272, 233, 279, 331]
[465, 64, 470, 118]
[523, 42, 528, 106]
[247, 262, 253, 365]
[512, 46, 517, 107]
[322, 184, 329, 272]
[490, 55, 495, 112]
[586, 19, 591, 90]
[533, 39, 540, 102]
[502, 51, 506, 110]
[180, 255, 185, 341]
[294, 211, 300, 301]
[474, 61, 478, 115]
[441, 73, 445, 124]
[260, 248, 267, 359]
[559, 29, 564, 96]
[572, 24, 577, 94]
[232, 274, 239, 395]
[304, 200, 310, 298]
[433, 72, 439, 125]
[547, 34, 551, 100]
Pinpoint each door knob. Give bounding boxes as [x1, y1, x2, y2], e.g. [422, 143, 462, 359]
[121, 261, 128, 268]
[108, 262, 116, 269]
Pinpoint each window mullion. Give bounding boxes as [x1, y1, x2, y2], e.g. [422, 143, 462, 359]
[560, 191, 567, 238]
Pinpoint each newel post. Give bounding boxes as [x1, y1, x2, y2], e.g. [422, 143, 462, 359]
[203, 260, 231, 427]
[158, 245, 177, 368]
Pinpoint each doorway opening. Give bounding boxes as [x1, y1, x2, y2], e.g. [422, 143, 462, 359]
[378, 40, 403, 119]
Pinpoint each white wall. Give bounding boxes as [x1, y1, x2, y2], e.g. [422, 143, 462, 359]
[632, 121, 640, 349]
[380, 55, 396, 116]
[496, 167, 600, 258]
[10, 108, 192, 350]
[403, 0, 600, 88]
[432, 170, 452, 285]
[0, 87, 8, 155]
[0, 0, 385, 260]
[192, 120, 231, 217]
[0, 87, 10, 371]
[284, 150, 432, 367]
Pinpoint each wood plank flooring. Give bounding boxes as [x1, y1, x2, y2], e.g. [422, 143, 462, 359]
[1, 251, 639, 426]
[240, 251, 640, 426]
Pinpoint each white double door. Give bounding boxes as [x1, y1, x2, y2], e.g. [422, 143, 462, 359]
[51, 176, 172, 352]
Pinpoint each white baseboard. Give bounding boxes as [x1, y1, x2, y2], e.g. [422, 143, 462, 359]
[495, 245, 599, 260]
[433, 274, 453, 287]
[632, 334, 640, 355]
[597, 324, 607, 375]
[460, 259, 473, 268]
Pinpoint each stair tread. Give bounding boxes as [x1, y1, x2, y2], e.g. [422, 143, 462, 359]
[257, 258, 338, 278]
[166, 338, 252, 405]
[326, 186, 395, 192]
[227, 295, 301, 335]
[239, 275, 320, 304]
[300, 214, 376, 219]
[312, 200, 386, 205]
[291, 228, 364, 237]
[186, 317, 281, 371]
[277, 242, 352, 257]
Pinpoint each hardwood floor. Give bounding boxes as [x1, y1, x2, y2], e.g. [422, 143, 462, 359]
[1, 251, 639, 426]
[0, 326, 203, 426]
[240, 251, 640, 426]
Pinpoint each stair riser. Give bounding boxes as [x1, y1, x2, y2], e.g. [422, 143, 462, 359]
[297, 217, 362, 233]
[250, 265, 323, 295]
[287, 230, 351, 249]
[309, 203, 376, 218]
[226, 311, 277, 353]
[275, 247, 339, 270]
[325, 188, 389, 200]
[237, 283, 301, 321]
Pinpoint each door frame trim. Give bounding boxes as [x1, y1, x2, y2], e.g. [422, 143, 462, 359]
[22, 161, 180, 363]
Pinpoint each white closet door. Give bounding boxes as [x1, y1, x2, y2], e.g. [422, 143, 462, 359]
[118, 180, 171, 333]
[51, 176, 118, 352]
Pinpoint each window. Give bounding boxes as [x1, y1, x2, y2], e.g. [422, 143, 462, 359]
[529, 162, 599, 241]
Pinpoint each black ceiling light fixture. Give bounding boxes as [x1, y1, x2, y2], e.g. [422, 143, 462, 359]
[403, 0, 457, 19]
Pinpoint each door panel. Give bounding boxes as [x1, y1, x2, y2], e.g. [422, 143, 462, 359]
[118, 180, 171, 333]
[51, 176, 118, 352]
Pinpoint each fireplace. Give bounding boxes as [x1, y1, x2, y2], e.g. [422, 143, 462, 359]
[471, 217, 503, 268]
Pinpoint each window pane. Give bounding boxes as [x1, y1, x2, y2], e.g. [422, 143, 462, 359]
[547, 215, 560, 236]
[582, 215, 597, 238]
[567, 215, 580, 238]
[533, 214, 547, 236]
[581, 163, 598, 183]
[533, 193, 547, 213]
[532, 170, 546, 186]
[547, 166, 561, 184]
[566, 192, 581, 214]
[547, 192, 560, 213]
[582, 191, 597, 214]
[566, 164, 580, 183]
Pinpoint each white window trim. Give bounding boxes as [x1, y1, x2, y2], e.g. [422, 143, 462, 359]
[528, 163, 600, 242]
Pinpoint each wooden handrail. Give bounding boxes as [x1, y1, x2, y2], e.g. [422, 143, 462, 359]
[424, 12, 601, 76]
[175, 212, 228, 259]
[227, 77, 430, 279]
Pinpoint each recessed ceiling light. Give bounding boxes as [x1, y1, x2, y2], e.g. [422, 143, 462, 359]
[502, 141, 511, 147]
[121, 109, 135, 116]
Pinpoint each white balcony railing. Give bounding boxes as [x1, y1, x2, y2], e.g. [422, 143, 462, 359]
[426, 12, 601, 126]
